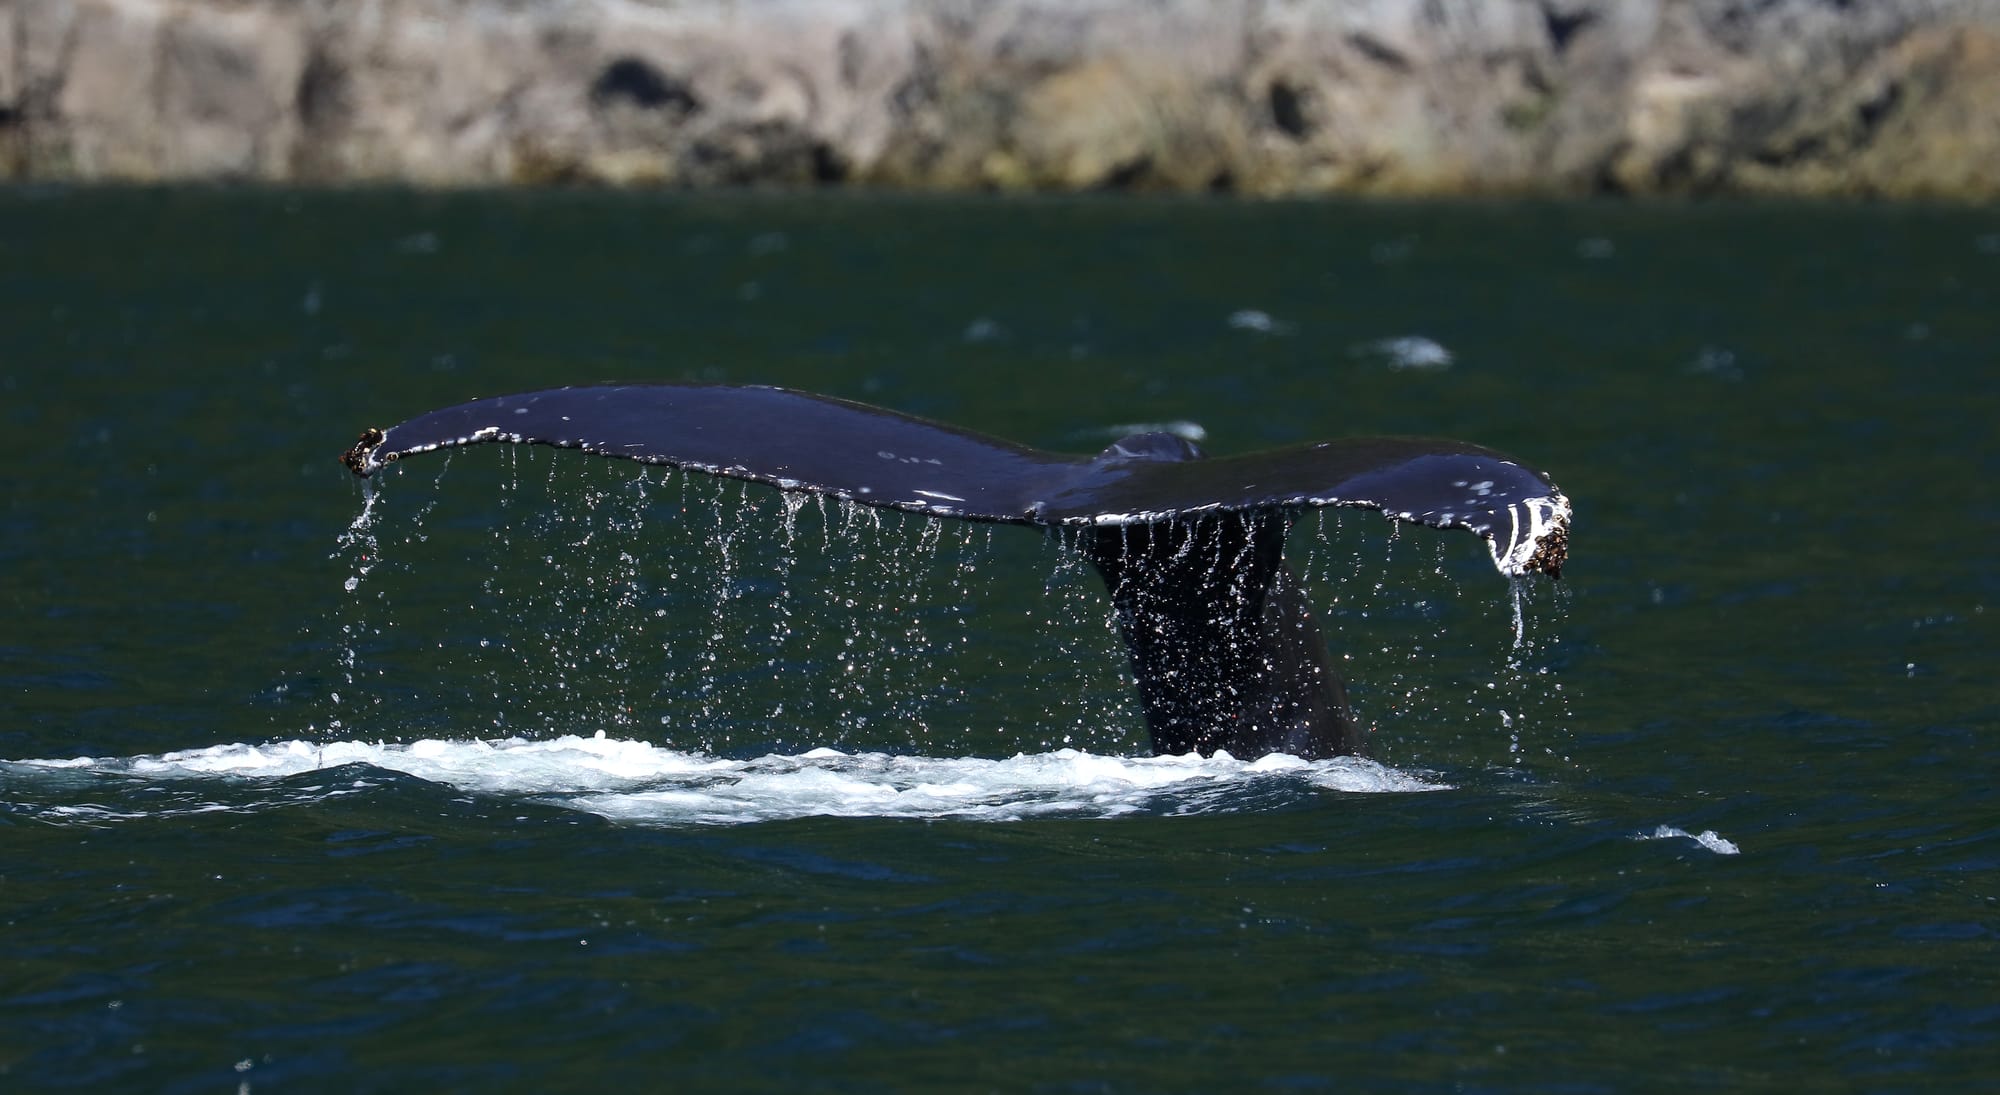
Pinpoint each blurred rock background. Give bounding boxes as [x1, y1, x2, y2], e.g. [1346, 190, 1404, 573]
[3, 0, 1996, 197]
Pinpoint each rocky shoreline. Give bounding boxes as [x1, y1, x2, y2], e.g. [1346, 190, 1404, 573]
[4, 0, 1998, 198]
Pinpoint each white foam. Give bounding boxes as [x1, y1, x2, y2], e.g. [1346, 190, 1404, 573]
[1643, 824, 1741, 856]
[8, 735, 1444, 827]
[1226, 309, 1295, 335]
[1352, 335, 1453, 370]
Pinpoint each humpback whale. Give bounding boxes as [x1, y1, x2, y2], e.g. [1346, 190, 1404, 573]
[341, 384, 1569, 760]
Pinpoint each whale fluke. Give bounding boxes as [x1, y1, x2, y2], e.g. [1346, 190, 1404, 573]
[342, 383, 1570, 759]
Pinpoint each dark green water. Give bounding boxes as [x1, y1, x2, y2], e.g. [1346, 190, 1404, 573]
[3, 189, 1995, 1090]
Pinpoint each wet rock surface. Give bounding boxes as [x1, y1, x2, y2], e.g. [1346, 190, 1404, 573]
[4, 0, 1997, 197]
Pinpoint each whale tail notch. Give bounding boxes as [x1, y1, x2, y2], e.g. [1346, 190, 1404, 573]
[342, 383, 1569, 759]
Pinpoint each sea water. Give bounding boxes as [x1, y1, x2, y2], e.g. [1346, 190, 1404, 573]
[2, 191, 1992, 1089]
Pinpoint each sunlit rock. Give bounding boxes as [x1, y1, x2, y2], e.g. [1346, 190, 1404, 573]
[8, 0, 1998, 198]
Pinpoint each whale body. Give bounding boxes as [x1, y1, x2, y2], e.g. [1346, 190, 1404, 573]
[342, 384, 1569, 759]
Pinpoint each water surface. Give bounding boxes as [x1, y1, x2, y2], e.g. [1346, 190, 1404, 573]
[3, 190, 1995, 1090]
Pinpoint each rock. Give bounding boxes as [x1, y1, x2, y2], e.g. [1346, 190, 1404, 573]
[3, 0, 1996, 198]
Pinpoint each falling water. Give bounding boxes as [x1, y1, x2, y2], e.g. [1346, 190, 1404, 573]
[314, 448, 1147, 758]
[1291, 510, 1571, 770]
[310, 445, 1565, 768]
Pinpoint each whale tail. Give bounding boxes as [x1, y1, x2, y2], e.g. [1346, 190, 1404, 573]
[342, 384, 1569, 759]
[1082, 512, 1362, 758]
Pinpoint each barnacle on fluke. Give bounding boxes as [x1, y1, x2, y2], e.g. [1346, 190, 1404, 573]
[339, 427, 386, 477]
[1526, 517, 1570, 580]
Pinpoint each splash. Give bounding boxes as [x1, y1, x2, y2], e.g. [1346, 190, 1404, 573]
[1642, 825, 1742, 856]
[5, 734, 1444, 827]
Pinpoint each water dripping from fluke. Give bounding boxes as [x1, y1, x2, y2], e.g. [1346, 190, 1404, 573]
[337, 383, 1571, 762]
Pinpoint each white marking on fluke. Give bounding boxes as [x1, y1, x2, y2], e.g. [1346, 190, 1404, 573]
[1485, 491, 1572, 578]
